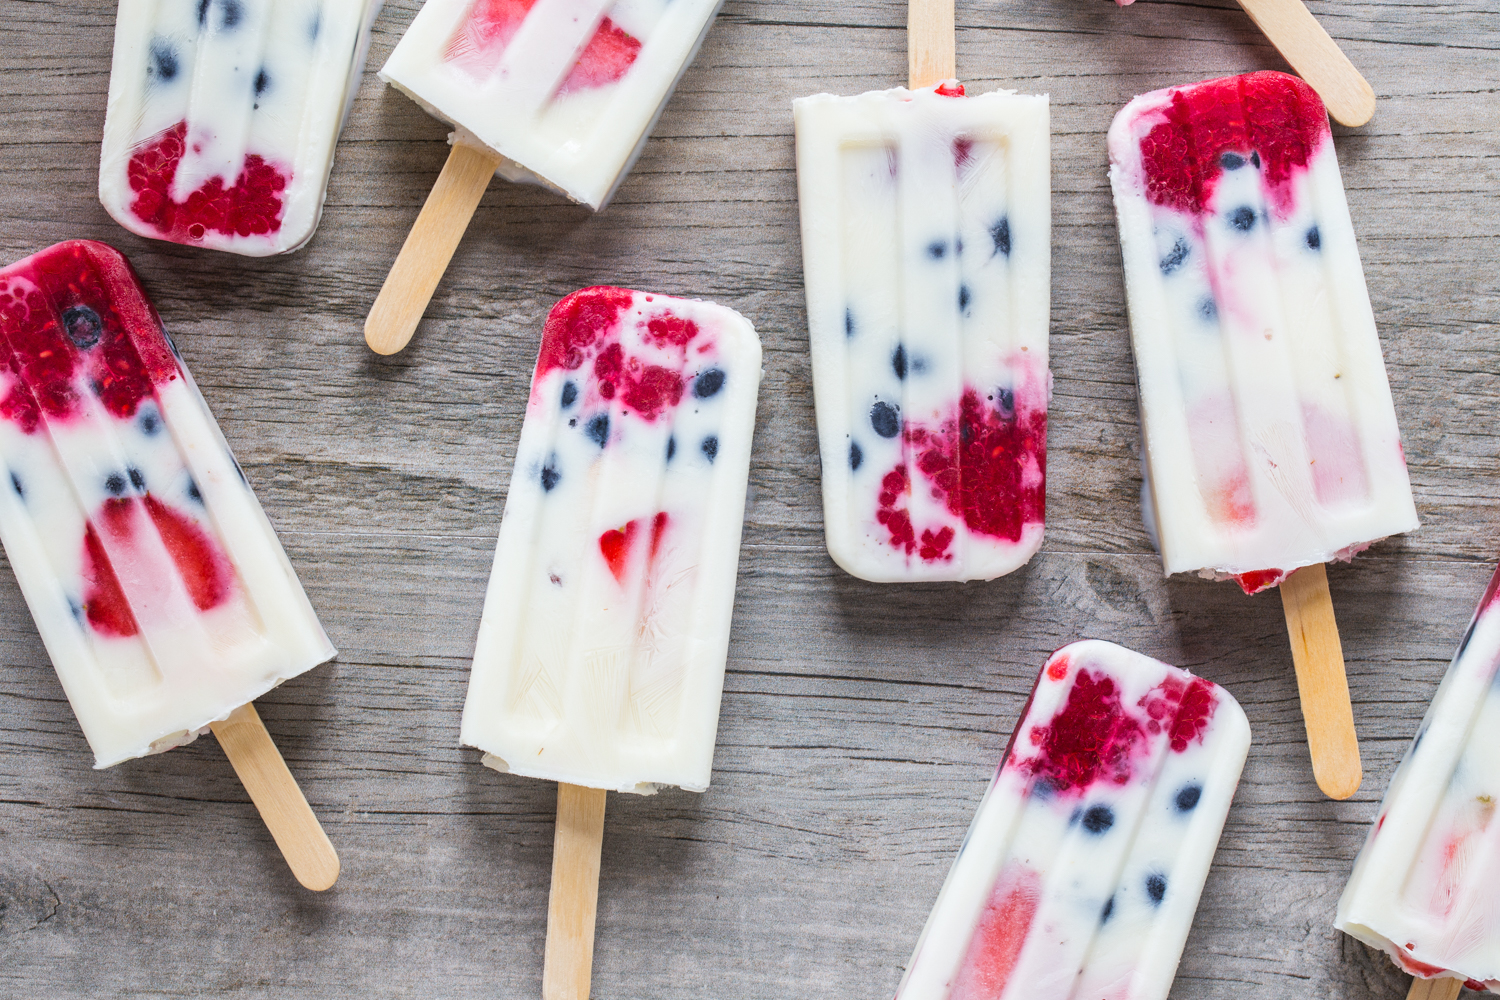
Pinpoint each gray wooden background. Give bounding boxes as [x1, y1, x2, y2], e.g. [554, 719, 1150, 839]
[0, 0, 1496, 996]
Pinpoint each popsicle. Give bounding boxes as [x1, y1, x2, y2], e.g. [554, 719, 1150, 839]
[99, 0, 382, 256]
[366, 0, 725, 354]
[1103, 0, 1375, 126]
[0, 240, 339, 889]
[464, 286, 761, 998]
[792, 0, 1050, 583]
[1335, 563, 1500, 1000]
[897, 639, 1251, 1000]
[1107, 71, 1417, 799]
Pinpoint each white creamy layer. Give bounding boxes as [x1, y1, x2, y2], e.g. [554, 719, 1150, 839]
[0, 245, 334, 766]
[896, 640, 1249, 1000]
[100, 0, 380, 255]
[1108, 75, 1417, 580]
[380, 0, 721, 210]
[794, 85, 1050, 583]
[1336, 568, 1500, 993]
[463, 288, 760, 793]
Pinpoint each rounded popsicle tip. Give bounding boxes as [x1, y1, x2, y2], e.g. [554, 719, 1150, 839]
[1314, 756, 1362, 800]
[364, 307, 417, 356]
[1325, 79, 1376, 128]
[291, 845, 341, 892]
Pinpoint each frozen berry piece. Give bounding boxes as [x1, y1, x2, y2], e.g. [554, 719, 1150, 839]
[1305, 226, 1321, 250]
[1175, 783, 1202, 812]
[1100, 895, 1115, 923]
[844, 308, 856, 338]
[693, 368, 725, 398]
[585, 413, 609, 447]
[560, 381, 578, 408]
[1220, 151, 1246, 170]
[959, 285, 972, 312]
[148, 41, 179, 83]
[1228, 207, 1256, 232]
[62, 306, 102, 350]
[10, 472, 22, 498]
[849, 442, 862, 470]
[128, 467, 145, 491]
[927, 240, 947, 260]
[892, 345, 907, 380]
[666, 436, 676, 461]
[990, 217, 1011, 257]
[1146, 873, 1167, 904]
[1159, 238, 1190, 275]
[701, 436, 718, 462]
[1080, 804, 1115, 834]
[105, 472, 128, 496]
[540, 457, 561, 492]
[870, 401, 900, 439]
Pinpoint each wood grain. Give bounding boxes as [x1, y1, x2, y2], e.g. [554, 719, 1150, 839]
[365, 142, 503, 355]
[907, 0, 955, 88]
[209, 703, 341, 892]
[1407, 977, 1464, 1000]
[1279, 564, 1362, 800]
[0, 0, 1496, 997]
[1236, 0, 1377, 126]
[542, 785, 607, 1000]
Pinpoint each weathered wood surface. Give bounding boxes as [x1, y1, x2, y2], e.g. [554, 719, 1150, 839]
[0, 0, 1497, 996]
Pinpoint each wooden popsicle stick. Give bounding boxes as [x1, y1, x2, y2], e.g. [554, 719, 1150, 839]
[1407, 977, 1464, 1000]
[542, 783, 608, 1000]
[908, 0, 956, 89]
[209, 702, 340, 891]
[1279, 563, 1362, 800]
[1235, 0, 1376, 127]
[364, 142, 504, 356]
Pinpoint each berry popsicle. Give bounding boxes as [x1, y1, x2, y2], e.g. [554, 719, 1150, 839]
[896, 640, 1251, 1000]
[1107, 72, 1417, 799]
[792, 0, 1049, 582]
[1335, 564, 1500, 1000]
[366, 0, 724, 354]
[464, 287, 760, 998]
[0, 240, 339, 889]
[100, 0, 382, 256]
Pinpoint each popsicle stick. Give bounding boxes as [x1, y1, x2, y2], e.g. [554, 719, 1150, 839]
[209, 703, 340, 891]
[1235, 0, 1376, 127]
[908, 0, 955, 89]
[1279, 563, 1362, 800]
[365, 142, 503, 356]
[542, 783, 608, 1000]
[1407, 977, 1464, 1000]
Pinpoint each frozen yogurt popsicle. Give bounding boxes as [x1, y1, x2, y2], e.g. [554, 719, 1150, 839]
[99, 0, 381, 256]
[792, 2, 1050, 582]
[366, 0, 725, 354]
[1108, 71, 1416, 799]
[1336, 564, 1500, 999]
[0, 240, 339, 888]
[464, 286, 760, 996]
[897, 639, 1251, 1000]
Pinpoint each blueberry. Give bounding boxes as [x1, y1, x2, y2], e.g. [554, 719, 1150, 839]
[139, 409, 161, 435]
[990, 217, 1011, 257]
[308, 9, 321, 41]
[666, 437, 676, 461]
[560, 381, 578, 408]
[1175, 783, 1202, 812]
[1081, 804, 1115, 834]
[128, 467, 145, 491]
[927, 240, 947, 260]
[1251, 151, 1261, 168]
[870, 401, 900, 439]
[849, 442, 862, 470]
[1305, 226, 1321, 251]
[186, 479, 203, 504]
[148, 41, 179, 83]
[61, 306, 102, 350]
[221, 0, 244, 28]
[1220, 152, 1246, 170]
[1146, 873, 1167, 905]
[995, 387, 1015, 418]
[584, 414, 609, 448]
[1159, 237, 1190, 275]
[1198, 297, 1218, 323]
[540, 458, 561, 492]
[693, 368, 725, 398]
[196, 0, 211, 26]
[253, 68, 270, 99]
[9, 472, 22, 498]
[68, 597, 83, 622]
[844, 308, 856, 339]
[105, 472, 127, 496]
[1100, 896, 1115, 924]
[701, 436, 718, 462]
[958, 285, 971, 312]
[892, 345, 907, 380]
[1228, 207, 1256, 232]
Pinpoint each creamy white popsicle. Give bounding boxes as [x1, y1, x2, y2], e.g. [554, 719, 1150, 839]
[794, 82, 1050, 583]
[381, 0, 722, 210]
[100, 0, 381, 256]
[1336, 564, 1500, 996]
[1108, 71, 1416, 594]
[464, 285, 760, 793]
[897, 640, 1250, 1000]
[0, 240, 335, 767]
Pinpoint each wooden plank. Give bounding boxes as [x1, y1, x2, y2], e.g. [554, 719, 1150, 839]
[0, 0, 1495, 996]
